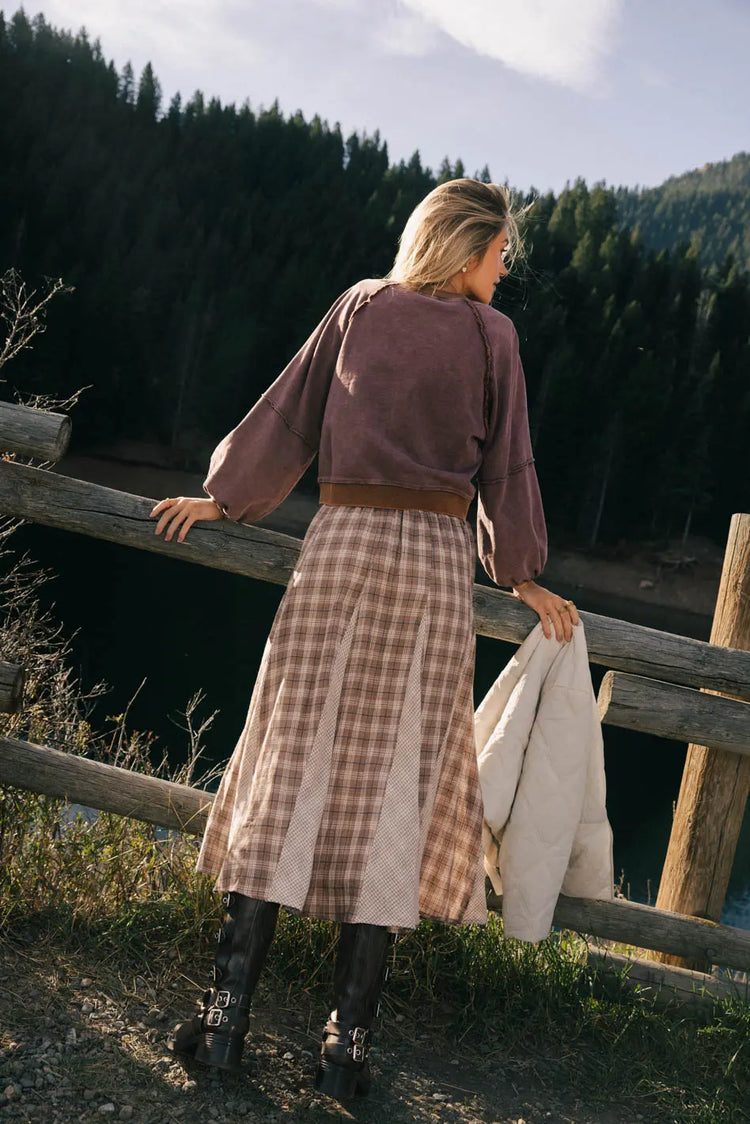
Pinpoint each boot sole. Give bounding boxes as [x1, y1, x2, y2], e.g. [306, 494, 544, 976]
[315, 1058, 369, 1100]
[190, 1033, 245, 1073]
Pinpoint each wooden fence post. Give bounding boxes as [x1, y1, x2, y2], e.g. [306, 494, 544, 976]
[0, 400, 71, 462]
[654, 513, 750, 969]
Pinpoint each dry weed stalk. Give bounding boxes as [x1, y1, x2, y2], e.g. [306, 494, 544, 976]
[0, 267, 74, 376]
[0, 268, 223, 947]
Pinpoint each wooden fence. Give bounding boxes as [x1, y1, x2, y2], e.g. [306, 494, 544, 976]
[1, 400, 749, 1011]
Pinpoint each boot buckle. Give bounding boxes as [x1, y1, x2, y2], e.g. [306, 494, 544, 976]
[350, 1026, 368, 1044]
[205, 1008, 225, 1028]
[216, 990, 231, 1009]
[351, 1043, 366, 1061]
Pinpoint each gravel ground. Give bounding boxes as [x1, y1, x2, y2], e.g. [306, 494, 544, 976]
[0, 933, 654, 1124]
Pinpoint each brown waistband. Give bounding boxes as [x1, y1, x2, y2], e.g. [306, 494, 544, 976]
[319, 482, 470, 520]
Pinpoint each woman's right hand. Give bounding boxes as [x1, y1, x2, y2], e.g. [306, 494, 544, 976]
[511, 581, 580, 642]
[149, 496, 225, 543]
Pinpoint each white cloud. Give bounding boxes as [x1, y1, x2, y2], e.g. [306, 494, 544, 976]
[395, 0, 623, 92]
[31, 0, 263, 82]
[306, 0, 361, 8]
[374, 9, 443, 57]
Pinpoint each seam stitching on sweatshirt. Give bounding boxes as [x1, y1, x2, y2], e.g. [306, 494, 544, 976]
[346, 280, 393, 329]
[263, 283, 394, 455]
[262, 393, 317, 452]
[463, 300, 494, 433]
[478, 456, 535, 485]
[318, 476, 470, 499]
[327, 281, 393, 361]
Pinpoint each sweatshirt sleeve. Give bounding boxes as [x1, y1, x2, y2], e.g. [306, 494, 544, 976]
[202, 285, 356, 523]
[476, 322, 548, 587]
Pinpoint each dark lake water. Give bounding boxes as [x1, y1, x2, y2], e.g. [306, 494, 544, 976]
[9, 515, 750, 929]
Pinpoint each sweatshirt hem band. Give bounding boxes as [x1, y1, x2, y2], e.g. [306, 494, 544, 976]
[319, 482, 470, 519]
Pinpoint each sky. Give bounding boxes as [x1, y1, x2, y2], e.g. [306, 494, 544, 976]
[7, 0, 750, 193]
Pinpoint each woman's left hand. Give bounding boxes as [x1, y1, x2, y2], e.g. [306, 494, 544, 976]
[149, 496, 224, 543]
[511, 580, 580, 642]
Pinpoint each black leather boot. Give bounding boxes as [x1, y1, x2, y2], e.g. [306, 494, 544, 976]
[314, 922, 396, 1101]
[169, 892, 280, 1073]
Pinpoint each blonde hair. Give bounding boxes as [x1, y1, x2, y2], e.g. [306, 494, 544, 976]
[384, 178, 528, 295]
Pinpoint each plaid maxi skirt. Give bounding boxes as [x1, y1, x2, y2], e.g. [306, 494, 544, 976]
[195, 504, 488, 933]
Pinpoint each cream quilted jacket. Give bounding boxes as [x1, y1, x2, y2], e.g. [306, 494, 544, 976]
[475, 619, 615, 943]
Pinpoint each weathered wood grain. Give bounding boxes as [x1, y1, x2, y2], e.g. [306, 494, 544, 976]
[597, 670, 750, 755]
[0, 737, 212, 836]
[655, 512, 750, 970]
[0, 660, 24, 713]
[585, 941, 748, 1013]
[2, 459, 302, 584]
[0, 401, 72, 462]
[2, 460, 750, 699]
[486, 889, 750, 973]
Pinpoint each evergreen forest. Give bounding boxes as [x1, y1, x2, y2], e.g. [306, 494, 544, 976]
[1, 8, 748, 550]
[616, 152, 750, 274]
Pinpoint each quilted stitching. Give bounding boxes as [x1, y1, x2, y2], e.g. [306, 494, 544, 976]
[475, 620, 615, 943]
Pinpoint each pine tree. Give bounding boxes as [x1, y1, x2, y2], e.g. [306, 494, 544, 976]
[119, 60, 134, 104]
[0, 9, 747, 551]
[136, 62, 162, 121]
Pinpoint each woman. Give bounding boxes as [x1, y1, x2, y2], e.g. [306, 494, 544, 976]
[151, 178, 580, 1102]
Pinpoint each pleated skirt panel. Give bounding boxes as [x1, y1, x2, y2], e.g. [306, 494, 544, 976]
[194, 504, 488, 933]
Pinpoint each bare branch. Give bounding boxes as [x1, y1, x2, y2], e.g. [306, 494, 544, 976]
[0, 269, 75, 378]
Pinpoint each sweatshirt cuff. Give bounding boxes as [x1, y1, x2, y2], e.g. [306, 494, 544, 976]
[202, 482, 231, 520]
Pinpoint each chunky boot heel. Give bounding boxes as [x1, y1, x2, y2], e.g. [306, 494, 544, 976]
[314, 923, 395, 1103]
[169, 892, 279, 1072]
[193, 1031, 245, 1073]
[315, 1016, 373, 1097]
[315, 1052, 360, 1099]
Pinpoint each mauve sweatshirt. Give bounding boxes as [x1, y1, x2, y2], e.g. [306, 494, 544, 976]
[203, 278, 548, 588]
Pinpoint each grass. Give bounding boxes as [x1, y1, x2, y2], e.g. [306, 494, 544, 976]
[3, 780, 749, 1122]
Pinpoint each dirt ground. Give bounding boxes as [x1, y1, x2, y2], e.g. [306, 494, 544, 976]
[0, 931, 655, 1124]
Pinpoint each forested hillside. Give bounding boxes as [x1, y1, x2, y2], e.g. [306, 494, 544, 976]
[616, 152, 750, 273]
[1, 8, 748, 550]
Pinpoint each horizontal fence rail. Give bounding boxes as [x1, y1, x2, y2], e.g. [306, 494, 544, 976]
[585, 943, 748, 1012]
[0, 737, 212, 836]
[2, 460, 750, 700]
[598, 671, 750, 754]
[0, 401, 72, 463]
[2, 735, 750, 975]
[485, 887, 750, 973]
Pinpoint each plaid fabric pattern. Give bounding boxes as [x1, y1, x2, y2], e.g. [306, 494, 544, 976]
[195, 505, 488, 933]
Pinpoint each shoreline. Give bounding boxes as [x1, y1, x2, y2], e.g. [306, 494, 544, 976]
[55, 448, 721, 629]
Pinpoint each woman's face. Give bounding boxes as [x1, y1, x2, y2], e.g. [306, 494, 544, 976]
[465, 229, 510, 303]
